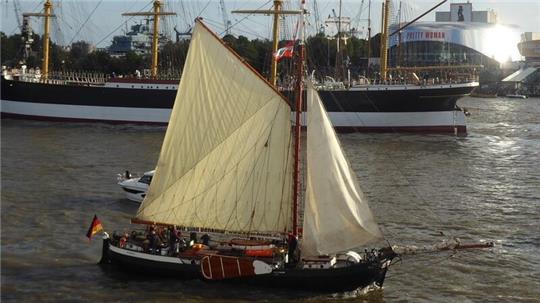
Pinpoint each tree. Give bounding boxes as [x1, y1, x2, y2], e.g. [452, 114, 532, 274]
[0, 32, 41, 66]
[159, 40, 190, 78]
[70, 41, 92, 58]
[306, 33, 335, 77]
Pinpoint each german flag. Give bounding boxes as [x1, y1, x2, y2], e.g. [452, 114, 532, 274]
[86, 215, 103, 240]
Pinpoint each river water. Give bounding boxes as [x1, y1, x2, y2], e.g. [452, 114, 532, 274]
[2, 97, 539, 302]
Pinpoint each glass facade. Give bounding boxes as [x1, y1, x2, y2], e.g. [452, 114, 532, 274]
[389, 41, 498, 68]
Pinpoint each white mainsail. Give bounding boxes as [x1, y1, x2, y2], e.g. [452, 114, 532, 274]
[301, 84, 383, 257]
[136, 21, 294, 234]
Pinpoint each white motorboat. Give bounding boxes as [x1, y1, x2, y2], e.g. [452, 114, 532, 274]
[506, 94, 527, 99]
[117, 170, 153, 203]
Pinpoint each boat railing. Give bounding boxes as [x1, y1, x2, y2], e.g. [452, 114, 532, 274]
[299, 65, 480, 91]
[363, 75, 479, 86]
[317, 74, 479, 90]
[277, 74, 478, 91]
[6, 68, 108, 86]
[46, 70, 108, 85]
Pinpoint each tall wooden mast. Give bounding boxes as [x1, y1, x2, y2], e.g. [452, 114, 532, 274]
[123, 0, 176, 78]
[335, 0, 343, 80]
[233, 2, 302, 86]
[380, 0, 390, 81]
[23, 0, 55, 79]
[366, 0, 372, 72]
[270, 0, 282, 86]
[292, 0, 306, 238]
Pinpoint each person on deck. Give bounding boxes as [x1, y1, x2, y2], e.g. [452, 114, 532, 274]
[287, 233, 298, 265]
[189, 232, 197, 247]
[148, 226, 158, 254]
[168, 227, 178, 256]
[201, 234, 210, 246]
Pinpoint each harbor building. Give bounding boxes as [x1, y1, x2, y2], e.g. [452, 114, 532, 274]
[517, 32, 540, 65]
[388, 2, 521, 69]
[502, 32, 540, 96]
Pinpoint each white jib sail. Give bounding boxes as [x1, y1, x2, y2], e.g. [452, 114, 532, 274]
[136, 21, 293, 234]
[301, 84, 383, 257]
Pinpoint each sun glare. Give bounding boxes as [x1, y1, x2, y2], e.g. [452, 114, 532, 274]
[484, 24, 522, 63]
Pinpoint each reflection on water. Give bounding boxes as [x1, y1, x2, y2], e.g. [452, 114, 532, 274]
[2, 97, 540, 302]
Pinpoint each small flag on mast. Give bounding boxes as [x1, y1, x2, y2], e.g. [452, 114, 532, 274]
[86, 215, 103, 240]
[273, 41, 295, 61]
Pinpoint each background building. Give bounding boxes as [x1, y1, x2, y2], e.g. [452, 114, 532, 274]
[502, 32, 540, 96]
[388, 2, 521, 71]
[108, 21, 171, 58]
[518, 32, 540, 65]
[435, 3, 497, 23]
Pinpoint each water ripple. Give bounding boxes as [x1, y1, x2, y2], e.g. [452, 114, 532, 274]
[2, 97, 540, 302]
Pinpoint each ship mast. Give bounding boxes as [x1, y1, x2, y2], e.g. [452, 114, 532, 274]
[123, 0, 176, 78]
[233, 1, 302, 86]
[325, 3, 349, 82]
[271, 0, 282, 87]
[292, 0, 306, 238]
[379, 0, 390, 82]
[366, 0, 372, 74]
[335, 0, 343, 81]
[23, 0, 55, 79]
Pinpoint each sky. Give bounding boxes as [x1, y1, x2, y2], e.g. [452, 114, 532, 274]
[1, 0, 539, 49]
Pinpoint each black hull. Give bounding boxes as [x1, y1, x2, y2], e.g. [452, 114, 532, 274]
[1, 78, 174, 108]
[219, 261, 389, 293]
[100, 238, 200, 279]
[1, 77, 477, 133]
[100, 239, 393, 293]
[1, 77, 473, 111]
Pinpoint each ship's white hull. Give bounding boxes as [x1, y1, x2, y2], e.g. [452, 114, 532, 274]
[1, 100, 170, 123]
[1, 99, 466, 133]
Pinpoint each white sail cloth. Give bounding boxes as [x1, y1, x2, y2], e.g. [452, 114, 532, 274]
[301, 84, 383, 257]
[136, 21, 293, 234]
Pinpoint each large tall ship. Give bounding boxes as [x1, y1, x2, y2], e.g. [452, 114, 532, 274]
[1, 0, 477, 134]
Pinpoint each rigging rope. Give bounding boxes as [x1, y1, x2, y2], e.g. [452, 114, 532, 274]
[195, 0, 212, 18]
[68, 0, 103, 45]
[94, 0, 153, 48]
[7, 0, 45, 34]
[222, 0, 273, 38]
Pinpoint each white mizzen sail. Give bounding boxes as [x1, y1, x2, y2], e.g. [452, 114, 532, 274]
[136, 21, 294, 234]
[301, 84, 383, 257]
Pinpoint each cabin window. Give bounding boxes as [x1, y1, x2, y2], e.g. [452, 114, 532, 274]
[141, 86, 143, 88]
[139, 175, 152, 185]
[132, 85, 134, 88]
[123, 188, 144, 194]
[116, 85, 119, 88]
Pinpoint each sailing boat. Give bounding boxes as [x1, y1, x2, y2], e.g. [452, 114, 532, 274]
[100, 17, 396, 292]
